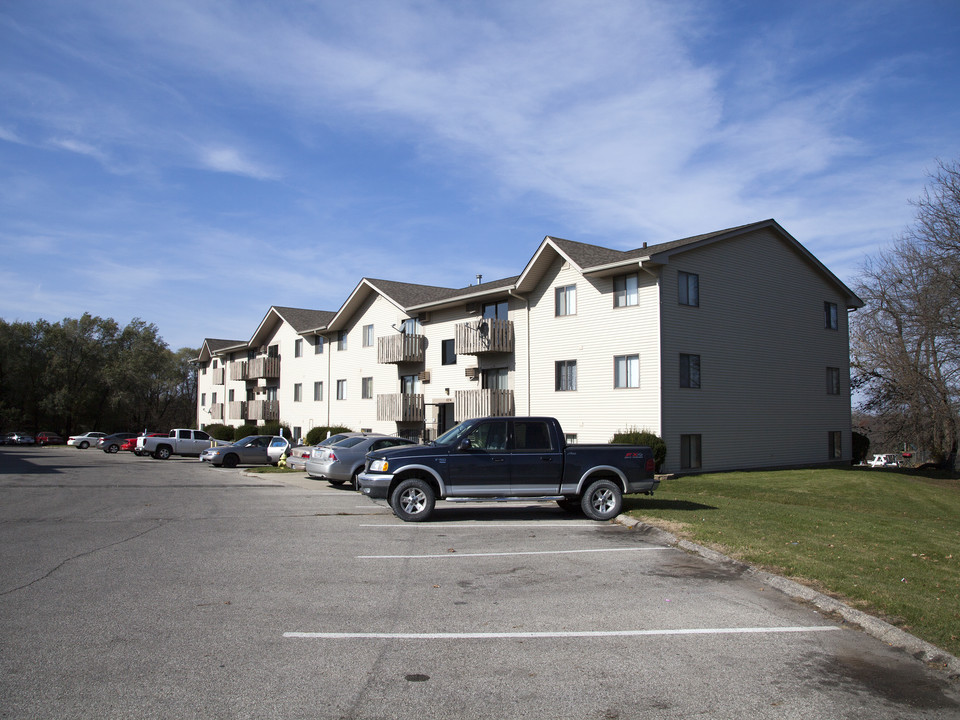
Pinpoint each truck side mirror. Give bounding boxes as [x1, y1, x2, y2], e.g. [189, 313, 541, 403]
[458, 438, 472, 451]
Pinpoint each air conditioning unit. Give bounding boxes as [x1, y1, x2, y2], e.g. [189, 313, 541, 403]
[465, 303, 480, 314]
[418, 370, 431, 383]
[418, 312, 431, 323]
[465, 367, 479, 380]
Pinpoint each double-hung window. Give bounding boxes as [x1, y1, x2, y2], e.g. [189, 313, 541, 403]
[678, 271, 699, 307]
[441, 339, 456, 365]
[614, 354, 639, 388]
[313, 381, 323, 401]
[314, 336, 324, 354]
[337, 331, 347, 351]
[336, 379, 347, 400]
[613, 274, 638, 307]
[362, 324, 374, 347]
[824, 302, 838, 330]
[294, 339, 303, 358]
[680, 354, 701, 389]
[555, 360, 577, 391]
[826, 367, 840, 395]
[362, 377, 373, 399]
[555, 285, 576, 316]
[293, 383, 302, 402]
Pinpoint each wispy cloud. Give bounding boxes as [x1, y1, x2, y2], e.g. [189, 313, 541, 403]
[198, 145, 277, 180]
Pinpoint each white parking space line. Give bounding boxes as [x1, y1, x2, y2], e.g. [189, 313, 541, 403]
[284, 626, 841, 640]
[358, 523, 598, 528]
[357, 548, 672, 559]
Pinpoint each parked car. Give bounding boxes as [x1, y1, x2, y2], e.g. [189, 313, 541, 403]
[36, 432, 65, 445]
[307, 435, 415, 487]
[199, 435, 291, 468]
[124, 433, 164, 454]
[98, 432, 140, 453]
[2, 432, 35, 445]
[137, 429, 215, 459]
[358, 416, 658, 522]
[285, 445, 313, 471]
[67, 432, 107, 449]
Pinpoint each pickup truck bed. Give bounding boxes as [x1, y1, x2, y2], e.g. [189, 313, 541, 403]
[358, 416, 657, 522]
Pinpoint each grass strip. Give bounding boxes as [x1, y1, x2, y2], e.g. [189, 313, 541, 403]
[624, 467, 960, 657]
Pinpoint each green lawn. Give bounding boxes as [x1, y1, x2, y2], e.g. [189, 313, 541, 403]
[624, 467, 960, 658]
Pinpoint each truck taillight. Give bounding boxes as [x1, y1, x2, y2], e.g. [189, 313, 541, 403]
[645, 459, 655, 472]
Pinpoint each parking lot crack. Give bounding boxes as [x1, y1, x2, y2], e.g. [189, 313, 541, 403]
[0, 519, 167, 597]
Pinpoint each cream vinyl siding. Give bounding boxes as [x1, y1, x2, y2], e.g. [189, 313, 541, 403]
[659, 227, 853, 472]
[275, 322, 329, 436]
[525, 256, 660, 442]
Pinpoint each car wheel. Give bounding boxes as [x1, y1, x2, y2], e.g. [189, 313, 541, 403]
[154, 446, 172, 460]
[222, 454, 238, 469]
[78, 441, 89, 449]
[352, 470, 362, 491]
[327, 479, 347, 486]
[108, 444, 119, 453]
[556, 497, 582, 513]
[580, 479, 623, 521]
[390, 478, 436, 522]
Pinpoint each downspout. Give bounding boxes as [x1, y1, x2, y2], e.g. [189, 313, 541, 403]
[508, 288, 530, 415]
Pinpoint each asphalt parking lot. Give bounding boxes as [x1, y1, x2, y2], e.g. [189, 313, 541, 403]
[2, 446, 959, 719]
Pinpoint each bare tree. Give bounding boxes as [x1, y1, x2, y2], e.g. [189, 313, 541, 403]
[852, 159, 960, 470]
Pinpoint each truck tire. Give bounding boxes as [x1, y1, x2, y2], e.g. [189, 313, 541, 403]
[581, 479, 622, 521]
[154, 446, 172, 460]
[390, 478, 435, 522]
[222, 454, 239, 469]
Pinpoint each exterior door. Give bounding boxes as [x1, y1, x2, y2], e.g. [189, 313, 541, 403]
[444, 419, 509, 496]
[509, 420, 563, 493]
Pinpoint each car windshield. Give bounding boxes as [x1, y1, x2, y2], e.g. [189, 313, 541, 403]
[434, 421, 474, 447]
[234, 436, 260, 446]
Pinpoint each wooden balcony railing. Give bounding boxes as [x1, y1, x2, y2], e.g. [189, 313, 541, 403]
[247, 399, 280, 421]
[376, 393, 425, 422]
[248, 356, 281, 379]
[212, 367, 225, 385]
[230, 361, 247, 381]
[378, 334, 426, 364]
[210, 403, 224, 420]
[227, 401, 247, 420]
[455, 318, 514, 355]
[454, 389, 515, 420]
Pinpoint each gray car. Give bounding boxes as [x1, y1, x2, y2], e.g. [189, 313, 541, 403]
[199, 435, 291, 468]
[305, 434, 414, 487]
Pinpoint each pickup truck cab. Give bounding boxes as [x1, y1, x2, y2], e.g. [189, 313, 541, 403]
[138, 429, 214, 459]
[357, 416, 658, 522]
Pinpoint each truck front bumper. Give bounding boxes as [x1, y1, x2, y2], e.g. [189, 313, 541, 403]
[357, 471, 393, 499]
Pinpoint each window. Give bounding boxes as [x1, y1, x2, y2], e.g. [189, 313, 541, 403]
[483, 300, 508, 320]
[228, 389, 235, 402]
[212, 359, 218, 369]
[314, 336, 324, 354]
[614, 354, 640, 388]
[555, 360, 577, 391]
[293, 426, 301, 442]
[268, 344, 279, 358]
[680, 354, 701, 388]
[400, 374, 421, 395]
[481, 367, 508, 390]
[362, 377, 373, 399]
[555, 285, 576, 316]
[211, 392, 217, 405]
[362, 324, 374, 347]
[514, 420, 553, 451]
[828, 431, 842, 459]
[293, 383, 302, 402]
[294, 339, 303, 358]
[266, 386, 278, 402]
[681, 434, 702, 469]
[336, 380, 347, 400]
[678, 271, 699, 306]
[565, 433, 578, 445]
[826, 367, 840, 395]
[400, 317, 422, 335]
[442, 339, 456, 365]
[613, 274, 638, 307]
[313, 381, 323, 401]
[201, 393, 206, 406]
[201, 364, 207, 376]
[824, 302, 838, 330]
[337, 330, 347, 351]
[465, 420, 508, 451]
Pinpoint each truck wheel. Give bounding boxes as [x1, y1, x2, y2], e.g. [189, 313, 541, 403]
[222, 454, 239, 469]
[556, 497, 581, 513]
[390, 478, 435, 522]
[581, 479, 622, 521]
[154, 446, 172, 460]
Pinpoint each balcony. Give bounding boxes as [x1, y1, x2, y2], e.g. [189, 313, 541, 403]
[454, 389, 515, 420]
[230, 361, 247, 381]
[212, 367, 225, 385]
[248, 356, 281, 379]
[210, 403, 224, 420]
[455, 318, 514, 355]
[247, 399, 280, 421]
[228, 401, 247, 420]
[378, 334, 426, 364]
[377, 393, 425, 422]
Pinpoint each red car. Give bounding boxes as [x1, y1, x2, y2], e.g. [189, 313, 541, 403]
[124, 433, 165, 454]
[36, 432, 65, 445]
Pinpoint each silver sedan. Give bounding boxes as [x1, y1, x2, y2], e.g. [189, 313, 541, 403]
[200, 435, 291, 468]
[305, 435, 414, 487]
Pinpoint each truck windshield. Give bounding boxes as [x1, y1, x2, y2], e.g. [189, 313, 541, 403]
[434, 421, 473, 447]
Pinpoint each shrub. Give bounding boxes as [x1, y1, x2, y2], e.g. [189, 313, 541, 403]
[306, 425, 353, 445]
[257, 422, 292, 440]
[233, 424, 258, 441]
[852, 431, 870, 465]
[611, 427, 666, 472]
[203, 424, 235, 442]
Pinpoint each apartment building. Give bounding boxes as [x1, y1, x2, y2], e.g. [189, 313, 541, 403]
[195, 219, 862, 473]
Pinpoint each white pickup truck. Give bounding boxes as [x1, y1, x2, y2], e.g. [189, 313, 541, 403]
[138, 429, 215, 459]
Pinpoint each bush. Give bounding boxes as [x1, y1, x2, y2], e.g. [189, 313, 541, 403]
[852, 431, 870, 465]
[233, 424, 257, 441]
[305, 425, 353, 446]
[203, 424, 235, 442]
[257, 422, 292, 440]
[611, 427, 666, 472]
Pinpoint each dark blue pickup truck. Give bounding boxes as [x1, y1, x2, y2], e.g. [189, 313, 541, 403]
[357, 416, 658, 522]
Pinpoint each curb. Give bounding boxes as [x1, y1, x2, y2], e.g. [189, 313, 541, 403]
[614, 514, 960, 681]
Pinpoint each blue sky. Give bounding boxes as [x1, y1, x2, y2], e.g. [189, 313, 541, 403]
[1, 0, 958, 351]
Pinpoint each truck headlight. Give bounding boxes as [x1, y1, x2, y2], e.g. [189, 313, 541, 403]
[369, 459, 389, 472]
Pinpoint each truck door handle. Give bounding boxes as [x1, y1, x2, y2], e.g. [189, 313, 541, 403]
[540, 456, 553, 461]
[493, 457, 505, 462]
